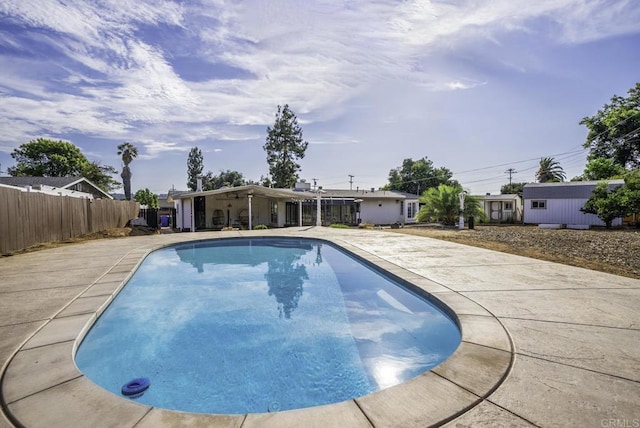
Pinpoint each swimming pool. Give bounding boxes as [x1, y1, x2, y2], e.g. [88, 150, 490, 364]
[75, 237, 461, 414]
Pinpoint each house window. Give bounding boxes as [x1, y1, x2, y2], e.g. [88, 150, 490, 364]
[399, 201, 404, 216]
[531, 200, 546, 209]
[504, 202, 513, 210]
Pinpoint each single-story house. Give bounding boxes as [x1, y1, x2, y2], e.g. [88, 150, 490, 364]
[477, 193, 523, 223]
[523, 180, 625, 227]
[0, 176, 112, 199]
[174, 184, 419, 231]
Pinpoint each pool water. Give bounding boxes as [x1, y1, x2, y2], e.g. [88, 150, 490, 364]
[75, 238, 461, 414]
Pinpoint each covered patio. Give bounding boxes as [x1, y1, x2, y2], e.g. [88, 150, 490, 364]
[175, 185, 317, 231]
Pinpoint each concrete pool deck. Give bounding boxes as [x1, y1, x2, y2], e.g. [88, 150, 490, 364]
[1, 227, 639, 427]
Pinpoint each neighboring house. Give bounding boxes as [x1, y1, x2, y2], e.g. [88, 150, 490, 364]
[523, 180, 625, 227]
[477, 194, 523, 223]
[174, 184, 419, 231]
[319, 187, 420, 226]
[0, 176, 112, 199]
[157, 189, 188, 228]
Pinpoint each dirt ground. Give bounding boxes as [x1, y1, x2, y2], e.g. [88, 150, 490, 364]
[390, 224, 640, 280]
[5, 226, 159, 255]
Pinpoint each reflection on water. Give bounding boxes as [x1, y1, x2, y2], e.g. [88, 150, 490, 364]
[175, 239, 313, 319]
[76, 238, 460, 414]
[265, 253, 309, 319]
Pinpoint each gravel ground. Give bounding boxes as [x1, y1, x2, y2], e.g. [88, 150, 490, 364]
[391, 225, 640, 279]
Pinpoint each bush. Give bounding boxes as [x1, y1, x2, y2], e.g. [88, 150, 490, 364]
[358, 223, 374, 229]
[253, 224, 268, 230]
[329, 223, 350, 229]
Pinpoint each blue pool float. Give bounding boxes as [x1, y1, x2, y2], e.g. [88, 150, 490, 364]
[121, 377, 150, 396]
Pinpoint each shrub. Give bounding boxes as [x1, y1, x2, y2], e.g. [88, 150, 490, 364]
[358, 223, 374, 229]
[253, 224, 268, 230]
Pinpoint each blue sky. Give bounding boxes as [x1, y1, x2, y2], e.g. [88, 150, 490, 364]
[1, 0, 639, 195]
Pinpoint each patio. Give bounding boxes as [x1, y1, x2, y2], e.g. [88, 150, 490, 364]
[1, 227, 639, 427]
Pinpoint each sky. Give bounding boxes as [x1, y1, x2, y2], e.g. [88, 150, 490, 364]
[1, 0, 639, 196]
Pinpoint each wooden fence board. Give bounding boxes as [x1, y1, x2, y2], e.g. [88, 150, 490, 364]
[0, 188, 138, 254]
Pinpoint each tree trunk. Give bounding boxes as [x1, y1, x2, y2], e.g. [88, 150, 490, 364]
[121, 166, 132, 200]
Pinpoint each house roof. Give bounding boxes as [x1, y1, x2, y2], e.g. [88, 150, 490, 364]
[475, 194, 521, 201]
[321, 189, 419, 200]
[523, 180, 625, 199]
[0, 176, 113, 199]
[176, 184, 315, 200]
[176, 185, 419, 201]
[0, 176, 80, 187]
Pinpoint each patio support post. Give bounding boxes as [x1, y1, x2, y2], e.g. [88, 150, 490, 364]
[316, 190, 322, 226]
[248, 194, 253, 230]
[298, 199, 303, 227]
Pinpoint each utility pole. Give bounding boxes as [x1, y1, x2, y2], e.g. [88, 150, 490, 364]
[348, 175, 354, 191]
[505, 168, 517, 187]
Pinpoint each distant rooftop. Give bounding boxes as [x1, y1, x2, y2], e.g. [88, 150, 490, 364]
[0, 176, 82, 187]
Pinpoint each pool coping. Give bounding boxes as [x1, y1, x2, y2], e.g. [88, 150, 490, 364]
[1, 230, 514, 428]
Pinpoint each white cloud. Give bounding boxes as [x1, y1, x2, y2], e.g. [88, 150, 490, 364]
[1, 0, 639, 186]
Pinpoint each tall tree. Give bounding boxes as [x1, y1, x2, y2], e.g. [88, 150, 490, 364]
[187, 147, 204, 191]
[8, 138, 119, 192]
[624, 170, 640, 222]
[580, 182, 627, 229]
[203, 170, 246, 190]
[117, 142, 138, 200]
[575, 157, 626, 181]
[384, 157, 455, 195]
[581, 82, 640, 169]
[9, 138, 91, 177]
[134, 188, 159, 208]
[80, 161, 120, 192]
[264, 104, 308, 188]
[500, 182, 526, 195]
[536, 157, 566, 183]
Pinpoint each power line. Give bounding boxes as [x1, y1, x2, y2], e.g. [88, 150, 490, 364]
[452, 148, 587, 176]
[313, 117, 639, 192]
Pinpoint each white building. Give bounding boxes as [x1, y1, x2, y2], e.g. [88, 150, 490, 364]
[477, 193, 523, 223]
[174, 184, 419, 231]
[523, 180, 625, 227]
[0, 176, 113, 199]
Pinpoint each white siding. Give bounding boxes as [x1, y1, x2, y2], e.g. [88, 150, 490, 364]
[360, 200, 405, 225]
[524, 198, 622, 227]
[276, 200, 286, 227]
[179, 198, 193, 231]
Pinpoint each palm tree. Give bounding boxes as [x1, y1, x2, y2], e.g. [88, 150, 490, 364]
[416, 184, 484, 225]
[536, 157, 566, 183]
[117, 142, 138, 200]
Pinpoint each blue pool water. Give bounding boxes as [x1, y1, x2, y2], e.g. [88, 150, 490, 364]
[75, 238, 461, 414]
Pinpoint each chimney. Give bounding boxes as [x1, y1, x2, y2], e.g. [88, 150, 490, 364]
[196, 177, 203, 192]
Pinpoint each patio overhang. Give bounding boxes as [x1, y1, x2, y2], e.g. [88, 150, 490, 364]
[176, 184, 315, 201]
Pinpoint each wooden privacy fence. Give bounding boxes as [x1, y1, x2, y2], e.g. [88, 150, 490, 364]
[0, 187, 139, 254]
